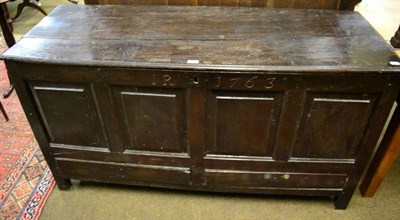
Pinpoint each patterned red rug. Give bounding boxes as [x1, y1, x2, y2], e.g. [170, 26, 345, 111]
[0, 42, 55, 220]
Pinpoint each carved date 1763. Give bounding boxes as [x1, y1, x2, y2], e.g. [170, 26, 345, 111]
[152, 74, 277, 89]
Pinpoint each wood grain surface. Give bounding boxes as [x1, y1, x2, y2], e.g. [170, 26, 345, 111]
[2, 5, 399, 72]
[84, 0, 361, 11]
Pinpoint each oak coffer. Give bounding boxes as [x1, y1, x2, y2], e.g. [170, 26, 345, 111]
[2, 5, 400, 209]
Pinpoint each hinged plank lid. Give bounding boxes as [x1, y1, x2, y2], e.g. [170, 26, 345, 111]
[2, 5, 400, 73]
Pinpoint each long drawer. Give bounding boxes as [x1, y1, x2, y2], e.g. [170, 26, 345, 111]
[204, 169, 348, 189]
[56, 158, 192, 186]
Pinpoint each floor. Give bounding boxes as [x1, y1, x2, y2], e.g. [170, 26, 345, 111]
[356, 0, 399, 40]
[2, 0, 400, 219]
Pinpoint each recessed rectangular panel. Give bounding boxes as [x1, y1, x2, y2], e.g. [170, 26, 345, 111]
[30, 82, 106, 148]
[206, 91, 283, 157]
[292, 93, 378, 159]
[115, 87, 187, 153]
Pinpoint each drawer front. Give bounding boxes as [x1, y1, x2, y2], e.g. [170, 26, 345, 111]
[56, 158, 192, 186]
[204, 169, 348, 189]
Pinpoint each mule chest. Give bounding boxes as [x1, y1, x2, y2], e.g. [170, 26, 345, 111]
[2, 5, 400, 209]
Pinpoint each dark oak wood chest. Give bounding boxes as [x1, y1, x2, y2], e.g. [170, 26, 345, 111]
[2, 5, 400, 209]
